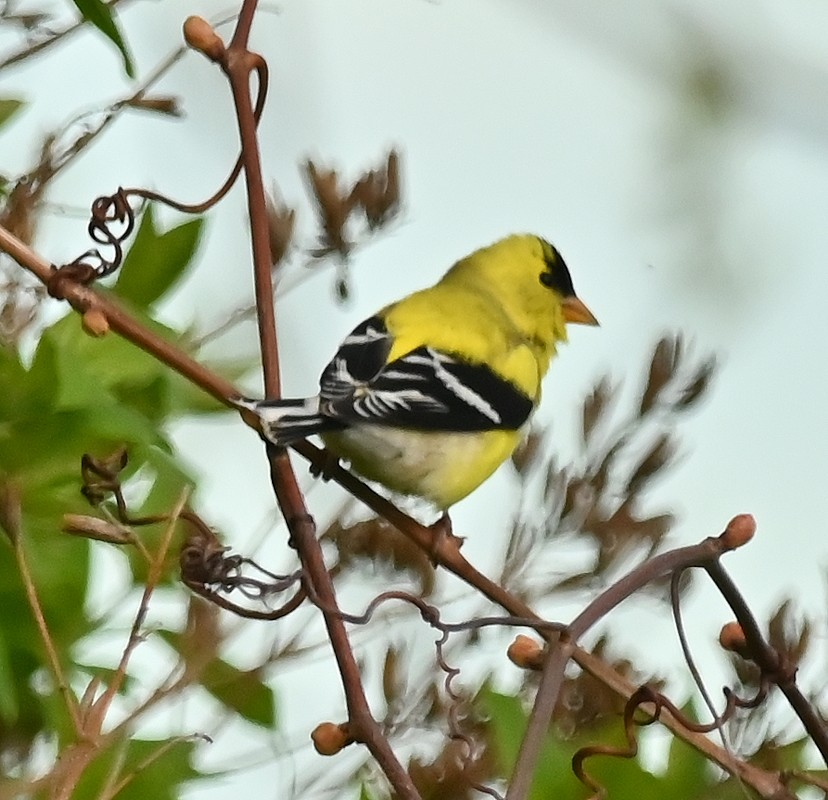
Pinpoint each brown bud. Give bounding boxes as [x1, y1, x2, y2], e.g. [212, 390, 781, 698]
[719, 622, 748, 656]
[720, 514, 756, 550]
[126, 95, 183, 118]
[507, 635, 544, 670]
[63, 514, 132, 544]
[311, 722, 352, 756]
[183, 16, 225, 61]
[82, 308, 109, 337]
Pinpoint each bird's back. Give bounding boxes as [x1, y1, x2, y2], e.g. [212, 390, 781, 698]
[381, 282, 544, 401]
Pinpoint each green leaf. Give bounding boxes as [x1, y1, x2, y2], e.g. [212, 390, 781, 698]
[0, 98, 24, 130]
[0, 628, 20, 724]
[37, 306, 232, 420]
[70, 0, 135, 78]
[199, 659, 276, 727]
[0, 611, 45, 754]
[158, 629, 277, 728]
[479, 687, 526, 771]
[72, 736, 202, 800]
[132, 446, 194, 517]
[660, 703, 712, 797]
[480, 687, 686, 800]
[166, 355, 254, 415]
[481, 687, 586, 797]
[120, 445, 194, 583]
[40, 305, 211, 423]
[115, 206, 204, 309]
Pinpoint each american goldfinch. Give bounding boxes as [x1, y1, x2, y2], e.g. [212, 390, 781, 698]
[237, 234, 598, 510]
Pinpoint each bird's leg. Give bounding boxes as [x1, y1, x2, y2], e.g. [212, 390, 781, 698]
[284, 512, 316, 550]
[309, 449, 341, 482]
[427, 512, 465, 564]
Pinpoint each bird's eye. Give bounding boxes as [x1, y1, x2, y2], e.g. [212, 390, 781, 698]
[538, 252, 576, 297]
[539, 270, 556, 288]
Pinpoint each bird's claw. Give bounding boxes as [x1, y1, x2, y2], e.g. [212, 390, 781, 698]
[427, 512, 464, 564]
[310, 450, 341, 482]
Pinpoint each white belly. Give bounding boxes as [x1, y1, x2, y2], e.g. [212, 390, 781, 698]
[322, 424, 519, 509]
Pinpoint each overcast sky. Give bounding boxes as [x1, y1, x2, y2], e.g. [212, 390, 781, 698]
[4, 1, 828, 796]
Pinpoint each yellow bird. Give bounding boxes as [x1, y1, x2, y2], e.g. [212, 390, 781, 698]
[237, 234, 598, 512]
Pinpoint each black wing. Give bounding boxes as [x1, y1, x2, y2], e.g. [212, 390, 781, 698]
[319, 316, 533, 431]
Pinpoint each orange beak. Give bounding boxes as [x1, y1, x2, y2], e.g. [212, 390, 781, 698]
[562, 296, 599, 326]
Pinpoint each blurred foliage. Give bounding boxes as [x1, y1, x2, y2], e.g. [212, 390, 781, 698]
[71, 737, 203, 800]
[351, 341, 827, 800]
[323, 514, 436, 597]
[69, 0, 135, 78]
[476, 685, 793, 800]
[502, 336, 714, 603]
[0, 200, 276, 795]
[115, 205, 203, 308]
[0, 10, 405, 794]
[0, 98, 23, 129]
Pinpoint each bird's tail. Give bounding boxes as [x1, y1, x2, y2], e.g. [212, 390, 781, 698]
[232, 396, 340, 446]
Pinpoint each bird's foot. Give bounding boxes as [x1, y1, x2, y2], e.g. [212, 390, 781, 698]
[427, 512, 465, 564]
[309, 449, 340, 481]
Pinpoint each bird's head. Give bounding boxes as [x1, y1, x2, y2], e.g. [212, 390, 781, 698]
[446, 233, 598, 361]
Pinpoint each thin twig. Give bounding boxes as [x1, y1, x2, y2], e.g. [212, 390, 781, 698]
[671, 569, 733, 751]
[506, 533, 730, 800]
[705, 560, 828, 764]
[96, 488, 190, 715]
[48, 489, 190, 800]
[0, 0, 130, 72]
[0, 219, 793, 798]
[215, 5, 421, 797]
[0, 223, 239, 405]
[11, 490, 83, 734]
[98, 734, 211, 800]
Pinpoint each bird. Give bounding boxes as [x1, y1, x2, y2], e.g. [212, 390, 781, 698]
[236, 234, 598, 514]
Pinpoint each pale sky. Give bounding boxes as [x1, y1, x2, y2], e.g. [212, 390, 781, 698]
[3, 1, 828, 796]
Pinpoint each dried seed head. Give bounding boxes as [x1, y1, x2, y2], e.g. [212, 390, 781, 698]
[348, 149, 402, 230]
[265, 191, 296, 268]
[640, 336, 680, 415]
[305, 160, 353, 259]
[1, 180, 40, 246]
[677, 356, 716, 408]
[323, 516, 435, 596]
[581, 377, 612, 446]
[311, 722, 352, 756]
[625, 432, 674, 497]
[183, 16, 225, 61]
[382, 646, 404, 706]
[511, 428, 543, 475]
[384, 150, 400, 210]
